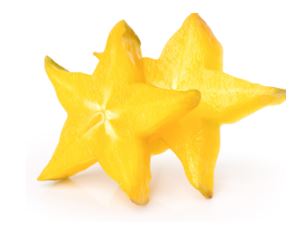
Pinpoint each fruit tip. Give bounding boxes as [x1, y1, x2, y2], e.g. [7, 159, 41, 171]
[273, 87, 286, 104]
[185, 12, 202, 24]
[37, 172, 46, 181]
[191, 180, 214, 199]
[118, 19, 128, 27]
[109, 20, 140, 48]
[188, 12, 200, 19]
[37, 168, 54, 181]
[127, 187, 150, 206]
[93, 52, 102, 60]
[278, 88, 286, 98]
[44, 55, 57, 69]
[44, 55, 52, 63]
[204, 191, 213, 199]
[113, 19, 131, 33]
[198, 187, 213, 199]
[130, 197, 149, 206]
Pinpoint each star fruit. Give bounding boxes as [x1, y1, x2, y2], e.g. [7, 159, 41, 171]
[143, 13, 286, 198]
[38, 21, 201, 204]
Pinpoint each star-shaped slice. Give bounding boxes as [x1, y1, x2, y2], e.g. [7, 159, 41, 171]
[143, 13, 286, 198]
[38, 21, 200, 204]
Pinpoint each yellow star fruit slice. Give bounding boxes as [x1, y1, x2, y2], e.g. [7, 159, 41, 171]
[143, 13, 286, 198]
[145, 13, 223, 154]
[38, 21, 201, 204]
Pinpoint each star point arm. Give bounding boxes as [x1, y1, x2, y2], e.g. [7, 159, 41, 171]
[44, 56, 95, 113]
[117, 83, 201, 137]
[160, 116, 220, 198]
[92, 21, 143, 87]
[95, 128, 151, 205]
[37, 117, 99, 181]
[159, 13, 223, 76]
[192, 70, 287, 123]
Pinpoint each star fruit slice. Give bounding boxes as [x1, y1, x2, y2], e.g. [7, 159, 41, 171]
[143, 13, 286, 198]
[146, 13, 223, 154]
[38, 21, 200, 204]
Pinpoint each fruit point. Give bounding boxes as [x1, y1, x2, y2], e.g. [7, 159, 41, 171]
[38, 14, 286, 205]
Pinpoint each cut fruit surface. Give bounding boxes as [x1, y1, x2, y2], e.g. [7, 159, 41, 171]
[38, 20, 200, 204]
[143, 13, 286, 198]
[39, 14, 286, 203]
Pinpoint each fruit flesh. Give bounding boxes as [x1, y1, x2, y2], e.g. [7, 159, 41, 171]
[38, 21, 201, 204]
[38, 13, 286, 203]
[159, 13, 223, 72]
[143, 13, 286, 197]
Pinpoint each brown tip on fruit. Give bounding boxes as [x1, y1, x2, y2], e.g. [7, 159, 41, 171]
[276, 88, 286, 101]
[44, 55, 52, 66]
[93, 52, 102, 60]
[204, 192, 213, 199]
[199, 187, 213, 199]
[44, 55, 67, 72]
[271, 88, 286, 105]
[192, 182, 214, 199]
[130, 197, 149, 206]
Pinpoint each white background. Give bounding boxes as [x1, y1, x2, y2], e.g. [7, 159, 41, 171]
[0, 0, 301, 230]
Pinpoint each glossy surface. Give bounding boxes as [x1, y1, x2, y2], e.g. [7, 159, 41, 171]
[38, 21, 200, 204]
[143, 13, 286, 198]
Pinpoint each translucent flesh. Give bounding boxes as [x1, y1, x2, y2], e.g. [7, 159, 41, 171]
[38, 21, 200, 204]
[143, 13, 286, 197]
